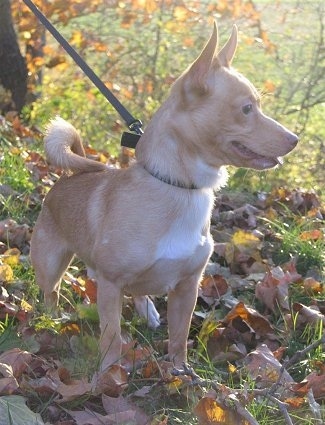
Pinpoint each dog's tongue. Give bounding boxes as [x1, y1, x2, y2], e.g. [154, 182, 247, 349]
[231, 141, 283, 169]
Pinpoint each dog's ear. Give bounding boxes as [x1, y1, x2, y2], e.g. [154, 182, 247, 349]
[186, 21, 218, 91]
[216, 25, 238, 68]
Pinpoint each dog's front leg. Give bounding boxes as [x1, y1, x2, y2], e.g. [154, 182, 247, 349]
[96, 276, 123, 371]
[167, 276, 200, 367]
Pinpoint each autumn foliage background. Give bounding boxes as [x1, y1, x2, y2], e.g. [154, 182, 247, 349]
[0, 1, 324, 424]
[7, 0, 325, 193]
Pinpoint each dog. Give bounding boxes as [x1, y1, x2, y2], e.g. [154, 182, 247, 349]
[30, 22, 298, 372]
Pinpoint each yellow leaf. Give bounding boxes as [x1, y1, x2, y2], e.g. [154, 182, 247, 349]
[173, 6, 190, 21]
[70, 30, 86, 48]
[0, 263, 14, 282]
[21, 299, 33, 312]
[167, 376, 183, 394]
[225, 242, 234, 264]
[2, 248, 20, 266]
[228, 363, 237, 373]
[198, 312, 219, 348]
[232, 230, 260, 246]
[10, 146, 21, 155]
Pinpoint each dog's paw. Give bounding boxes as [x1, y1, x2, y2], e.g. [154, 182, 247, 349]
[133, 295, 160, 329]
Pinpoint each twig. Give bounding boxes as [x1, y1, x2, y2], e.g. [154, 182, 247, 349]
[172, 364, 260, 425]
[226, 394, 260, 425]
[269, 334, 325, 396]
[306, 389, 322, 423]
[282, 334, 325, 370]
[268, 396, 293, 425]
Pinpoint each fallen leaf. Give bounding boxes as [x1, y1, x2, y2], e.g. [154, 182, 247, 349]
[223, 301, 274, 336]
[92, 365, 128, 396]
[199, 274, 229, 305]
[299, 229, 323, 241]
[26, 366, 92, 402]
[0, 348, 32, 378]
[102, 394, 150, 424]
[194, 393, 249, 425]
[244, 344, 294, 387]
[1, 248, 20, 266]
[255, 263, 301, 312]
[0, 377, 19, 395]
[0, 264, 14, 282]
[292, 303, 325, 326]
[0, 395, 44, 425]
[303, 277, 323, 295]
[292, 371, 325, 400]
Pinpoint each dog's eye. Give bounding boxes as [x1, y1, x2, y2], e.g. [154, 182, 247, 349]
[242, 104, 253, 115]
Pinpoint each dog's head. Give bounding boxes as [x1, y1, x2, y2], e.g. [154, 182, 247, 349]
[174, 22, 298, 171]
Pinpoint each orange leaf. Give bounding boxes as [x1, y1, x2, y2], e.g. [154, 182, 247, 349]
[299, 229, 323, 241]
[223, 301, 274, 335]
[284, 397, 306, 408]
[303, 277, 323, 294]
[200, 275, 229, 299]
[85, 278, 97, 303]
[194, 395, 249, 425]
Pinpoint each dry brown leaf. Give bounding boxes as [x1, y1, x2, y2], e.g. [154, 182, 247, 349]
[0, 219, 31, 251]
[66, 408, 113, 425]
[92, 364, 128, 396]
[244, 344, 294, 387]
[0, 348, 33, 378]
[293, 371, 325, 401]
[205, 326, 247, 363]
[223, 301, 274, 336]
[292, 302, 325, 326]
[0, 376, 19, 395]
[199, 274, 229, 305]
[26, 366, 92, 402]
[255, 263, 301, 312]
[102, 394, 150, 424]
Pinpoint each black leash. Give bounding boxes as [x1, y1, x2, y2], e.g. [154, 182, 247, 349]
[22, 0, 142, 148]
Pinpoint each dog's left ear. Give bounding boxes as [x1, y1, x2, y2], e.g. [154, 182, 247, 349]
[216, 25, 238, 68]
[186, 21, 218, 91]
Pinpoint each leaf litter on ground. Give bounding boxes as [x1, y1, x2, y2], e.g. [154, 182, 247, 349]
[0, 115, 324, 424]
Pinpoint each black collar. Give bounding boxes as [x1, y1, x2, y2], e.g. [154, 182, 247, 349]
[143, 166, 199, 190]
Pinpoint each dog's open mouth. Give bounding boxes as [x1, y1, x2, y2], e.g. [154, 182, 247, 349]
[231, 141, 283, 169]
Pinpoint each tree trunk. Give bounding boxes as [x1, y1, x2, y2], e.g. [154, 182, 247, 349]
[0, 0, 28, 112]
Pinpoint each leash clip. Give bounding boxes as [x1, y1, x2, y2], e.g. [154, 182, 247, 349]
[121, 119, 143, 149]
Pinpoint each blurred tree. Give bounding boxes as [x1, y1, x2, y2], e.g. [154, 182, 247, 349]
[0, 0, 28, 112]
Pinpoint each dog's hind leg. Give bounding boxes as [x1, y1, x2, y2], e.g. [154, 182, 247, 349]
[31, 212, 74, 312]
[133, 295, 160, 329]
[96, 274, 124, 371]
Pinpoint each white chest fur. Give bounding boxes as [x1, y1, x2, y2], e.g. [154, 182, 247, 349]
[155, 189, 214, 260]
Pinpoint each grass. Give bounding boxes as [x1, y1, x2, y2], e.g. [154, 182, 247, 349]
[263, 210, 325, 277]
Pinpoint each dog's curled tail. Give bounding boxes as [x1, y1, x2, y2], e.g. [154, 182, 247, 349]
[45, 117, 107, 173]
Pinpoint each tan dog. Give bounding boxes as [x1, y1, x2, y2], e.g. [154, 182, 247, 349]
[31, 22, 298, 372]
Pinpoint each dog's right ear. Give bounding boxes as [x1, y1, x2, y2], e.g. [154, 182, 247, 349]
[216, 25, 238, 68]
[186, 21, 218, 92]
